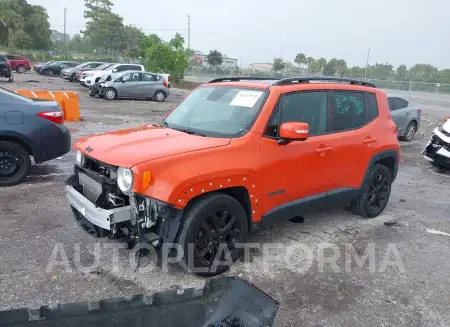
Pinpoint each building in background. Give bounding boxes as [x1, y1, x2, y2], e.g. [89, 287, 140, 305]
[191, 51, 238, 70]
[249, 62, 273, 73]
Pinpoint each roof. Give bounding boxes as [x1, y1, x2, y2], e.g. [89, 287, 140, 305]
[207, 77, 377, 88]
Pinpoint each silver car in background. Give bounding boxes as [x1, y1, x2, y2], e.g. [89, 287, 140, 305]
[96, 70, 170, 102]
[388, 95, 421, 141]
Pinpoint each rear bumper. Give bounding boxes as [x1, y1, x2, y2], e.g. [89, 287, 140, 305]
[33, 124, 71, 163]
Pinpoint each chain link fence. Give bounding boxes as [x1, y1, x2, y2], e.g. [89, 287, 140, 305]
[184, 68, 450, 95]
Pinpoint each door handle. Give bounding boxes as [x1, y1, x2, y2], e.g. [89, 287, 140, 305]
[316, 146, 333, 153]
[364, 137, 377, 144]
[406, 112, 410, 116]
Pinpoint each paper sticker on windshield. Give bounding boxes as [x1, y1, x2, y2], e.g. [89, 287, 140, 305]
[230, 91, 263, 107]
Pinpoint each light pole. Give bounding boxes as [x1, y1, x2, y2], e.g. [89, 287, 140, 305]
[64, 7, 68, 59]
[187, 14, 191, 50]
[364, 48, 370, 80]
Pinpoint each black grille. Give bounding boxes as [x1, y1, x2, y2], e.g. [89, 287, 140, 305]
[83, 157, 114, 179]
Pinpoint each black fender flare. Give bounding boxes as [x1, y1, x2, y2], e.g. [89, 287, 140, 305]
[360, 149, 399, 188]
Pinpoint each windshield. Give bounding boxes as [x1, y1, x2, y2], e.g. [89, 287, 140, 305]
[164, 86, 268, 137]
[98, 63, 113, 70]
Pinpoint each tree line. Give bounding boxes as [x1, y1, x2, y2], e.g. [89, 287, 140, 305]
[272, 54, 450, 84]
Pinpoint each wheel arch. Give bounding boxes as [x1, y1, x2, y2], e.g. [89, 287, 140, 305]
[361, 149, 399, 188]
[0, 133, 34, 157]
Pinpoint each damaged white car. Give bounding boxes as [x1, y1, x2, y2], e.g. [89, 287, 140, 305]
[423, 116, 450, 169]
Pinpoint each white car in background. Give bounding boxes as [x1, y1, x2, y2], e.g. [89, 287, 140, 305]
[80, 63, 145, 88]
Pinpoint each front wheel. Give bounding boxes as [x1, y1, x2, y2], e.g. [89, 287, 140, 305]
[177, 193, 249, 277]
[104, 88, 117, 100]
[0, 141, 31, 186]
[47, 70, 55, 76]
[350, 164, 392, 218]
[69, 73, 76, 82]
[154, 90, 166, 102]
[16, 65, 26, 73]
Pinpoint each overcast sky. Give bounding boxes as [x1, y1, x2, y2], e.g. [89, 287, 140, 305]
[28, 0, 449, 69]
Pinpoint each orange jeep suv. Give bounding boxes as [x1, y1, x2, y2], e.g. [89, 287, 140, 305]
[66, 77, 400, 275]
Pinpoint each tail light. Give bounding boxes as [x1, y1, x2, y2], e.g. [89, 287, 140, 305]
[162, 80, 168, 87]
[418, 109, 422, 113]
[445, 116, 450, 121]
[37, 111, 64, 124]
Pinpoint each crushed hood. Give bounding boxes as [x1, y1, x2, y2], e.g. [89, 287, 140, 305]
[74, 125, 231, 167]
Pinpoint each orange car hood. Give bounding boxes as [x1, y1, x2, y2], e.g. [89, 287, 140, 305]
[74, 125, 231, 167]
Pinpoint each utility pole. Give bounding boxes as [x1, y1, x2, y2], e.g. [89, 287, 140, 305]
[64, 7, 68, 59]
[187, 14, 191, 50]
[364, 47, 370, 80]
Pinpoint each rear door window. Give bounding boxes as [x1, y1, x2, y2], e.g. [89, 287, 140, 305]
[6, 55, 14, 60]
[394, 98, 408, 109]
[328, 91, 366, 132]
[365, 93, 379, 122]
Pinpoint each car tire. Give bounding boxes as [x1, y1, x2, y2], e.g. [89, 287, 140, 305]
[154, 90, 166, 102]
[16, 65, 26, 73]
[400, 121, 417, 142]
[0, 141, 31, 186]
[350, 164, 392, 218]
[176, 193, 248, 277]
[69, 73, 76, 82]
[104, 88, 117, 100]
[48, 70, 56, 76]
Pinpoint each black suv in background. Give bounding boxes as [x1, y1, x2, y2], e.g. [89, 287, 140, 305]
[38, 61, 80, 76]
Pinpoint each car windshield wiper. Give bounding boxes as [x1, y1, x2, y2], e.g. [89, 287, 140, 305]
[177, 128, 206, 137]
[162, 121, 206, 137]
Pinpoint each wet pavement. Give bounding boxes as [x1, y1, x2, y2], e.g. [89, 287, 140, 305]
[1, 73, 450, 326]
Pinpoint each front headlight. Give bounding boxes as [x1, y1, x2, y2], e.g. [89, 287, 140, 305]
[75, 151, 84, 166]
[117, 167, 134, 194]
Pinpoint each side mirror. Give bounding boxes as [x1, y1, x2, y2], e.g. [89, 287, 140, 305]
[278, 122, 309, 144]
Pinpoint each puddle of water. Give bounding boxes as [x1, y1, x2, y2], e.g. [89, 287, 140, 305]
[289, 216, 305, 224]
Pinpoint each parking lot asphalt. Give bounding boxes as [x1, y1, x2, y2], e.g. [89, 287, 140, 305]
[1, 73, 450, 326]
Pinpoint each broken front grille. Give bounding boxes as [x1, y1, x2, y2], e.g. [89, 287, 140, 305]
[83, 156, 116, 180]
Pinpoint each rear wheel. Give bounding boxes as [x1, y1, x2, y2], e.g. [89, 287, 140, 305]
[16, 65, 26, 73]
[104, 88, 117, 100]
[0, 141, 31, 186]
[400, 121, 417, 141]
[154, 90, 166, 102]
[48, 70, 55, 76]
[350, 164, 392, 218]
[177, 193, 248, 277]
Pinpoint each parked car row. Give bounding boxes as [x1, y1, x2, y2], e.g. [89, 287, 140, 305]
[60, 62, 172, 102]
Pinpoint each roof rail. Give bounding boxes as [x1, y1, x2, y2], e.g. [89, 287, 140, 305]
[208, 77, 279, 83]
[272, 77, 376, 88]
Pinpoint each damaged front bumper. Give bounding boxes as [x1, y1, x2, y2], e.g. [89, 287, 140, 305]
[66, 166, 183, 244]
[423, 128, 450, 169]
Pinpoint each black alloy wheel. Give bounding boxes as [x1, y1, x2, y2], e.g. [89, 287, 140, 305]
[0, 141, 31, 186]
[350, 164, 392, 218]
[195, 208, 243, 268]
[177, 193, 248, 276]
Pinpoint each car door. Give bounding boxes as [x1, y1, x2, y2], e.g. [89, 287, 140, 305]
[389, 97, 409, 135]
[323, 90, 379, 198]
[136, 73, 160, 97]
[260, 91, 335, 214]
[117, 72, 139, 97]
